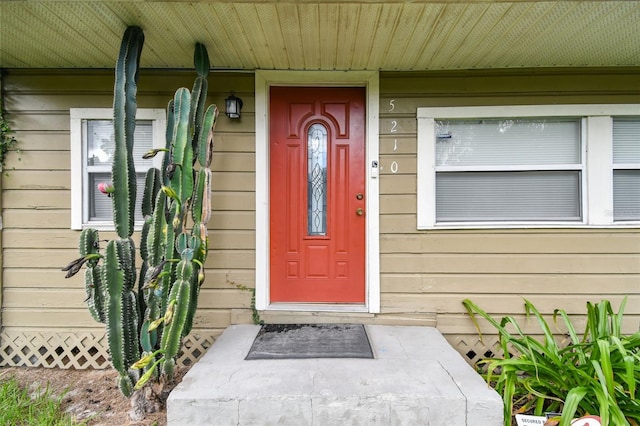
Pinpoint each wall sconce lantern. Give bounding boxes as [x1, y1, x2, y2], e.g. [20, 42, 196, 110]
[225, 92, 243, 119]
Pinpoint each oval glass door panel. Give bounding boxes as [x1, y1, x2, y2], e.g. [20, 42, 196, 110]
[308, 123, 328, 236]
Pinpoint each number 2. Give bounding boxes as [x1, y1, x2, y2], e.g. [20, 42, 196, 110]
[390, 120, 397, 133]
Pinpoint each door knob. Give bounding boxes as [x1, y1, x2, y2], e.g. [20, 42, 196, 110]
[356, 208, 364, 216]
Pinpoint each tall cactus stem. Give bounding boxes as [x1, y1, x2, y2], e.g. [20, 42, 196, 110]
[112, 26, 144, 239]
[198, 105, 218, 168]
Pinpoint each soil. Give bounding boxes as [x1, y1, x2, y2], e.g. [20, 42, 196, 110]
[0, 366, 188, 425]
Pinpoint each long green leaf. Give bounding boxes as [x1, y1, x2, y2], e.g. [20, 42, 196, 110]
[597, 339, 615, 396]
[559, 387, 588, 426]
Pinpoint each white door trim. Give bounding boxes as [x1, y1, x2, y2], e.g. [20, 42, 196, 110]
[254, 70, 380, 313]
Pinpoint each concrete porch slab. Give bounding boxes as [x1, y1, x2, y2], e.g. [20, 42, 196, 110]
[167, 325, 503, 426]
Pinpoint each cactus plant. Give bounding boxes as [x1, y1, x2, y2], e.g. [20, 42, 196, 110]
[63, 25, 218, 406]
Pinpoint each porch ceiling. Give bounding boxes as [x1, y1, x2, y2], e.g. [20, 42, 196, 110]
[1, 1, 639, 71]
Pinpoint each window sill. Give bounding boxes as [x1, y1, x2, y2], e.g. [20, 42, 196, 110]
[78, 222, 145, 232]
[418, 221, 640, 231]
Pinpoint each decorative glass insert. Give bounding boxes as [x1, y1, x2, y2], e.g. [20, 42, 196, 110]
[307, 123, 328, 236]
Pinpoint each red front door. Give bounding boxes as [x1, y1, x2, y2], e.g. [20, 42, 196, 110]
[269, 86, 366, 303]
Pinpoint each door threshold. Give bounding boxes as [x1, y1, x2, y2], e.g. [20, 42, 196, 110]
[266, 303, 369, 313]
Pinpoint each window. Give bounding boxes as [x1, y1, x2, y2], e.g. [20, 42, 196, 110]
[613, 117, 640, 221]
[70, 108, 165, 230]
[417, 105, 640, 229]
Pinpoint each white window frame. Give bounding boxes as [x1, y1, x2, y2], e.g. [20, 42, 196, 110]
[70, 108, 166, 230]
[417, 104, 640, 229]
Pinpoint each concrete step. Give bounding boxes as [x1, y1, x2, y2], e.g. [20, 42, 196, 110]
[168, 324, 503, 426]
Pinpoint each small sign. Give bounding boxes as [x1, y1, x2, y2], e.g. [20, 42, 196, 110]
[515, 414, 547, 425]
[515, 414, 602, 426]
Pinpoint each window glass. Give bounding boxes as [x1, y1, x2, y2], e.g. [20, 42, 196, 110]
[613, 117, 640, 164]
[436, 171, 581, 222]
[436, 119, 581, 166]
[86, 120, 154, 167]
[307, 123, 328, 236]
[434, 117, 582, 223]
[613, 117, 640, 221]
[84, 119, 153, 223]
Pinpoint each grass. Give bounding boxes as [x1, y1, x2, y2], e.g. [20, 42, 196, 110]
[0, 377, 79, 426]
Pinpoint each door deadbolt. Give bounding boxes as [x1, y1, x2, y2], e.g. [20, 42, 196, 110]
[356, 193, 363, 200]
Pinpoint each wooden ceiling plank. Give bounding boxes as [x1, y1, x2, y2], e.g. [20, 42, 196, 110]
[427, 3, 487, 69]
[407, 3, 447, 70]
[350, 3, 382, 70]
[198, 4, 247, 69]
[471, 2, 540, 68]
[6, 4, 85, 68]
[365, 3, 403, 70]
[382, 4, 429, 71]
[275, 3, 304, 70]
[439, 3, 494, 69]
[232, 3, 275, 69]
[334, 4, 361, 71]
[298, 3, 321, 70]
[537, 2, 640, 67]
[253, 3, 288, 69]
[318, 3, 339, 70]
[412, 3, 469, 70]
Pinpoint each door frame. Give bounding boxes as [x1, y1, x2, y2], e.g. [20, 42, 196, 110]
[255, 70, 380, 313]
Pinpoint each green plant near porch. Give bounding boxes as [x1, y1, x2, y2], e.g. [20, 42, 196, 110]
[63, 26, 218, 409]
[0, 99, 19, 174]
[463, 298, 640, 426]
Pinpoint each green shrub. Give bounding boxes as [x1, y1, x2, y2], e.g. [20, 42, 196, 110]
[462, 298, 640, 426]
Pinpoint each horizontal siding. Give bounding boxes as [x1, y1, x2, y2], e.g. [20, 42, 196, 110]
[1, 308, 234, 330]
[437, 314, 640, 336]
[1, 69, 255, 334]
[381, 274, 640, 294]
[2, 67, 639, 362]
[2, 288, 250, 310]
[381, 254, 640, 274]
[378, 68, 640, 345]
[380, 232, 640, 254]
[381, 293, 639, 316]
[2, 169, 254, 192]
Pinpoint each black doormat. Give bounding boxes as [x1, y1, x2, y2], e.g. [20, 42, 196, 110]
[245, 323, 374, 360]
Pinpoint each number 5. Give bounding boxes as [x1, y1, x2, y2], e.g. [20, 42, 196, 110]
[389, 99, 395, 112]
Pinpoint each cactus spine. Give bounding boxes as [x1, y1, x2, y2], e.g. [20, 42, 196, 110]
[63, 26, 218, 397]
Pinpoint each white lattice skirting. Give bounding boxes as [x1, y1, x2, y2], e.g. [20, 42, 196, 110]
[0, 332, 214, 369]
[1, 330, 508, 370]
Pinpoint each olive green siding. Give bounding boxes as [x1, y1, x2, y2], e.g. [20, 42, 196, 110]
[1, 68, 638, 367]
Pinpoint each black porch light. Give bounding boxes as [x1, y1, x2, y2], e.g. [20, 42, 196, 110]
[225, 92, 243, 119]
